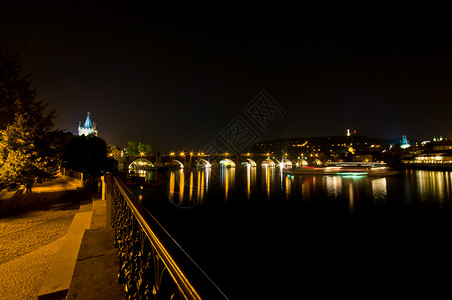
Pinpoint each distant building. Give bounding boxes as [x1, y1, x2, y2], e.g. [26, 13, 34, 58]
[400, 135, 410, 149]
[433, 140, 452, 152]
[78, 112, 98, 136]
[109, 146, 123, 157]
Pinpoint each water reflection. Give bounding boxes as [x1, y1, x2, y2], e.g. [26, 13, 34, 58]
[285, 175, 292, 200]
[220, 167, 235, 201]
[245, 166, 257, 200]
[300, 176, 314, 200]
[168, 169, 210, 205]
[371, 178, 387, 202]
[348, 182, 354, 215]
[325, 176, 342, 198]
[262, 166, 275, 201]
[179, 171, 184, 203]
[410, 170, 452, 205]
[144, 168, 452, 213]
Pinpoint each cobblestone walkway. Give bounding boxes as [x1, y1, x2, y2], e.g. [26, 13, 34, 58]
[0, 178, 83, 300]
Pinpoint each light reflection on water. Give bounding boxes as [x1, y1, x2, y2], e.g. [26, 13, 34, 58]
[325, 176, 343, 198]
[372, 177, 387, 201]
[132, 167, 452, 299]
[138, 168, 452, 213]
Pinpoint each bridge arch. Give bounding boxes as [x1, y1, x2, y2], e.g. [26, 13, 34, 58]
[196, 158, 211, 168]
[241, 158, 257, 167]
[261, 158, 276, 167]
[247, 158, 257, 167]
[296, 158, 308, 167]
[164, 159, 184, 169]
[280, 158, 293, 168]
[219, 159, 236, 167]
[129, 158, 154, 170]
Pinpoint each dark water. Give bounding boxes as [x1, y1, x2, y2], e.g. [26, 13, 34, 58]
[131, 167, 452, 299]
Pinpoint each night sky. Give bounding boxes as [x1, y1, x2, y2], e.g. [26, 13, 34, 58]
[1, 2, 451, 151]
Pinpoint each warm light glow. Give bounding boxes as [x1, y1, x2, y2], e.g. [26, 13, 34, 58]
[168, 172, 175, 201]
[189, 172, 194, 201]
[372, 177, 387, 201]
[220, 159, 236, 167]
[179, 171, 184, 203]
[200, 170, 205, 201]
[197, 170, 201, 200]
[246, 166, 251, 200]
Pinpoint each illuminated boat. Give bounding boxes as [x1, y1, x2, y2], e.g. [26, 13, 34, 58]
[284, 162, 399, 177]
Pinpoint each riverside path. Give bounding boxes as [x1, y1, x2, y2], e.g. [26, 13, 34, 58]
[0, 177, 88, 299]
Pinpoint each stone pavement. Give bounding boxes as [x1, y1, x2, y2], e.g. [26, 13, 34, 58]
[66, 227, 123, 299]
[0, 177, 87, 300]
[0, 176, 124, 300]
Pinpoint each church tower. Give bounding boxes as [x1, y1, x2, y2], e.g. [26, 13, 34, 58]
[78, 112, 98, 136]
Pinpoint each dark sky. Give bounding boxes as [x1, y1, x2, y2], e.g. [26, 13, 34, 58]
[1, 2, 452, 151]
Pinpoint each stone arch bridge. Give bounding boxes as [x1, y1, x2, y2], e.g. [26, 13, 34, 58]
[123, 153, 301, 170]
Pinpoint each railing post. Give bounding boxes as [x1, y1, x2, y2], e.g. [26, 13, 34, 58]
[101, 175, 106, 200]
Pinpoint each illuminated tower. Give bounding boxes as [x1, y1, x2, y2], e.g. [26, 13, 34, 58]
[400, 135, 410, 149]
[78, 112, 98, 136]
[346, 129, 350, 136]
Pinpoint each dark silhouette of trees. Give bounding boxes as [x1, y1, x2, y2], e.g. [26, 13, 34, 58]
[62, 135, 117, 177]
[0, 46, 60, 192]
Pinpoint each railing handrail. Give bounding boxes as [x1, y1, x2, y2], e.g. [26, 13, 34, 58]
[113, 176, 229, 299]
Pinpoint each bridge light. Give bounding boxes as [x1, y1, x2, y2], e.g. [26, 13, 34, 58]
[180, 152, 185, 156]
[170, 152, 175, 156]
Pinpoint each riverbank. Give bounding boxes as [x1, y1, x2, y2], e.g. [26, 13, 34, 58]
[402, 162, 452, 171]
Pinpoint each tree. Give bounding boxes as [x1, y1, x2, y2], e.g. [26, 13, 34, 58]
[144, 144, 152, 155]
[126, 141, 152, 157]
[0, 110, 60, 192]
[0, 46, 59, 192]
[62, 135, 117, 177]
[382, 144, 403, 169]
[0, 48, 37, 130]
[127, 141, 139, 157]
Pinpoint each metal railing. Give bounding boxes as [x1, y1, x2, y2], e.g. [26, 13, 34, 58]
[111, 176, 228, 299]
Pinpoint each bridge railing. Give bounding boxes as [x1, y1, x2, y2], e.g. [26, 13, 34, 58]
[111, 176, 228, 299]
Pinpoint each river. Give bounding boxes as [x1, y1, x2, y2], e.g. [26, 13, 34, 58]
[130, 167, 452, 299]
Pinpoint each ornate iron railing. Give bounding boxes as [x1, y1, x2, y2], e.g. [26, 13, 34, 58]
[111, 176, 228, 299]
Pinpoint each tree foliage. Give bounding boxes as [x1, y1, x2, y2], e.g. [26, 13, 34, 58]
[62, 135, 117, 177]
[0, 48, 37, 130]
[126, 141, 152, 157]
[0, 46, 59, 192]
